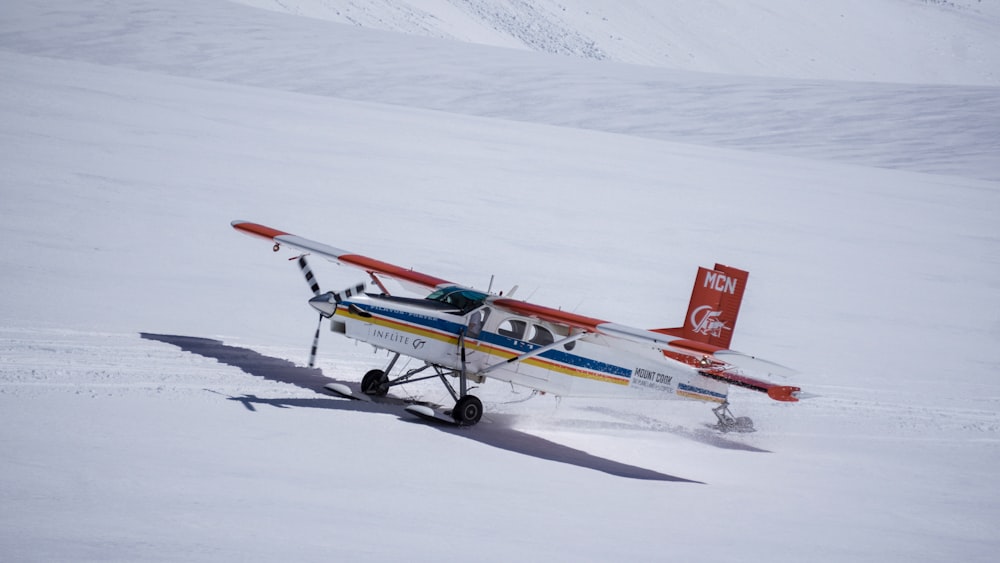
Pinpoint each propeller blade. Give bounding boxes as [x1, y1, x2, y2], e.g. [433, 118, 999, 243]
[308, 314, 322, 368]
[297, 256, 321, 296]
[333, 282, 367, 303]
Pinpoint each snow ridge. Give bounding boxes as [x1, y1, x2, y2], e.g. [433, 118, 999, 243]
[457, 0, 607, 60]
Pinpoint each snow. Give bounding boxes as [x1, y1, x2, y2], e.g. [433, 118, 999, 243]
[1, 1, 999, 561]
[236, 0, 1000, 85]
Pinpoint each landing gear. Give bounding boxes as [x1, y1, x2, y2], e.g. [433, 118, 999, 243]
[361, 369, 389, 397]
[452, 395, 483, 426]
[712, 401, 755, 433]
[356, 351, 485, 426]
[445, 328, 481, 426]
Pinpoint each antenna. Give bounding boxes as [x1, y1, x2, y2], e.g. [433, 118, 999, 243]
[487, 274, 495, 294]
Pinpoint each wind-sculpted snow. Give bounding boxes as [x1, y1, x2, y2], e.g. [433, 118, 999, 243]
[458, 0, 607, 60]
[235, 0, 1000, 85]
[2, 0, 999, 180]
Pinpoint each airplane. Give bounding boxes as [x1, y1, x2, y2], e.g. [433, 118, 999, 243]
[232, 220, 803, 431]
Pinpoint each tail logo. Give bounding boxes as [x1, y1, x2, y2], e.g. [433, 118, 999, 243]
[690, 305, 730, 338]
[703, 271, 737, 295]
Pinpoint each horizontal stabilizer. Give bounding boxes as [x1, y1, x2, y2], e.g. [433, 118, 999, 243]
[713, 350, 798, 379]
[699, 368, 802, 402]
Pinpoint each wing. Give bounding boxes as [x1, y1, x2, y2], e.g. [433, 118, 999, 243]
[231, 220, 452, 292]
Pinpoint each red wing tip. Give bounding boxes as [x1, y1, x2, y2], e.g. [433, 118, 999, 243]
[231, 220, 290, 240]
[767, 386, 802, 402]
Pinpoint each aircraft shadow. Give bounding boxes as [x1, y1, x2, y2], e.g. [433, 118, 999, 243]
[141, 333, 701, 483]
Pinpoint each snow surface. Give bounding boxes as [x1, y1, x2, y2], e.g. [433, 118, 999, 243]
[236, 0, 1000, 85]
[1, 1, 999, 561]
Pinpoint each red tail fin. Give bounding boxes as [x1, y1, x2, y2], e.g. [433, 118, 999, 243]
[661, 264, 749, 350]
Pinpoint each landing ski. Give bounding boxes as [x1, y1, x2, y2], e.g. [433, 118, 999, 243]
[325, 382, 453, 423]
[322, 382, 373, 402]
[405, 404, 459, 425]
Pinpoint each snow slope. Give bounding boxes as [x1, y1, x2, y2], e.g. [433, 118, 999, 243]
[1, 1, 999, 561]
[236, 0, 1000, 85]
[4, 0, 998, 182]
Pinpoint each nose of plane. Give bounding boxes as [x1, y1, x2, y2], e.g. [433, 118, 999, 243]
[308, 292, 337, 317]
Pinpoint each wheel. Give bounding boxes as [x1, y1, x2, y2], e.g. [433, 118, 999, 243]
[361, 369, 388, 397]
[452, 395, 483, 426]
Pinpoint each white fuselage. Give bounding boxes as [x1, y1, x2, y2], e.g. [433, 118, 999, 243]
[330, 294, 729, 404]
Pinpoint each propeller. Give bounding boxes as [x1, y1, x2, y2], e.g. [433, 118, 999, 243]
[296, 256, 324, 368]
[295, 255, 367, 368]
[297, 255, 321, 297]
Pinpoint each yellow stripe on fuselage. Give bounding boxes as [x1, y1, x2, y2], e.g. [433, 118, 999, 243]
[337, 306, 630, 387]
[467, 342, 631, 386]
[336, 306, 459, 345]
[676, 389, 726, 403]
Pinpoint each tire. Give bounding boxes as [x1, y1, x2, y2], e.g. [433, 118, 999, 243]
[361, 369, 388, 397]
[452, 395, 483, 426]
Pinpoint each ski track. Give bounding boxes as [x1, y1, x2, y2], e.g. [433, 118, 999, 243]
[4, 328, 997, 438]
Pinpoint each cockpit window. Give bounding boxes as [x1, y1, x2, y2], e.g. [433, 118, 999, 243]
[425, 286, 488, 314]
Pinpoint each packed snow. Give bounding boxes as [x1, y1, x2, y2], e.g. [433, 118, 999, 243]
[1, 1, 998, 561]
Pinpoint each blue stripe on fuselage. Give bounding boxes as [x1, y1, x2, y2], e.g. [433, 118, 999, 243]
[477, 332, 631, 380]
[678, 383, 727, 400]
[346, 300, 632, 382]
[355, 302, 466, 335]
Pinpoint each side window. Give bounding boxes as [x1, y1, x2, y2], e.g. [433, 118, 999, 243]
[529, 325, 554, 346]
[497, 318, 527, 340]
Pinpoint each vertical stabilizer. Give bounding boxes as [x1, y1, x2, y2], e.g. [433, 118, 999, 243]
[678, 264, 748, 349]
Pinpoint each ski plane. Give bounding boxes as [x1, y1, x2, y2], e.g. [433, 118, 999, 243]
[232, 220, 803, 430]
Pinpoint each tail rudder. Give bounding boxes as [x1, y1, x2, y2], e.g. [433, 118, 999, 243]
[679, 264, 748, 350]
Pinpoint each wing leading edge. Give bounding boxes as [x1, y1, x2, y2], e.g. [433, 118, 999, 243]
[232, 220, 451, 291]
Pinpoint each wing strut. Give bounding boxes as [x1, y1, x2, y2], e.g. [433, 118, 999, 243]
[480, 332, 587, 375]
[367, 272, 391, 295]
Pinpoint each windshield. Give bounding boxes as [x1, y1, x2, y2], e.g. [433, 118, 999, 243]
[425, 286, 488, 314]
